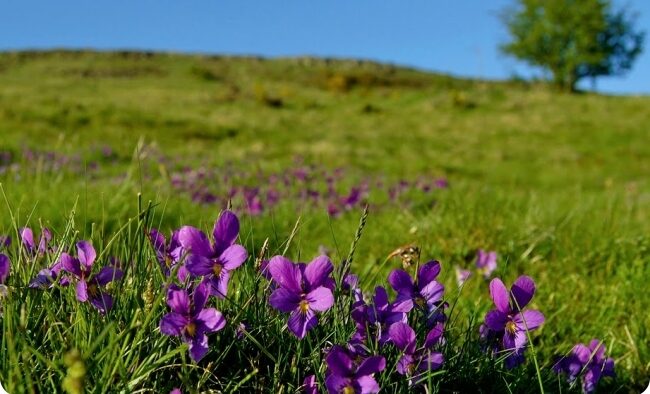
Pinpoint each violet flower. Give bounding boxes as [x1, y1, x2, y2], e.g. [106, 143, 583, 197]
[388, 322, 444, 382]
[61, 241, 124, 313]
[148, 228, 184, 278]
[268, 255, 334, 339]
[178, 210, 248, 298]
[0, 254, 9, 283]
[455, 266, 471, 287]
[159, 281, 226, 362]
[325, 345, 385, 394]
[481, 276, 545, 368]
[554, 339, 615, 394]
[351, 286, 408, 346]
[476, 250, 497, 279]
[0, 253, 9, 297]
[303, 375, 318, 394]
[388, 260, 445, 317]
[28, 260, 66, 289]
[20, 227, 52, 255]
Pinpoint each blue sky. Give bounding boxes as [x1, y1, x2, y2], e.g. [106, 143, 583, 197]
[1, 1, 648, 94]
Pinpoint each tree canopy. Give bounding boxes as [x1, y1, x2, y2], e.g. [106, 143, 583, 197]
[501, 0, 644, 92]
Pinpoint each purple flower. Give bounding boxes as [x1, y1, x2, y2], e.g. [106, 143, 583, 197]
[434, 178, 449, 189]
[28, 260, 66, 289]
[351, 286, 408, 346]
[178, 210, 248, 298]
[455, 266, 471, 287]
[169, 389, 182, 394]
[20, 227, 52, 255]
[476, 250, 497, 279]
[388, 260, 445, 317]
[324, 345, 385, 394]
[61, 241, 124, 313]
[554, 339, 615, 394]
[159, 281, 226, 362]
[481, 276, 545, 368]
[148, 228, 184, 278]
[388, 322, 444, 382]
[303, 375, 318, 394]
[0, 253, 9, 284]
[0, 253, 9, 297]
[268, 255, 335, 339]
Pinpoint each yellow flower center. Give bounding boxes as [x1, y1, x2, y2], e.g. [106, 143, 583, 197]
[212, 263, 223, 276]
[342, 386, 355, 394]
[299, 300, 310, 314]
[505, 320, 517, 334]
[415, 296, 426, 307]
[185, 322, 197, 337]
[87, 284, 99, 298]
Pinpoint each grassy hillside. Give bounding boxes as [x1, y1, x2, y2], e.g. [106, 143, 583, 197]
[0, 50, 648, 392]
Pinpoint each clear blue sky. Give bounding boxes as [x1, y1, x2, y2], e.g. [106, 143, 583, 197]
[1, 1, 648, 94]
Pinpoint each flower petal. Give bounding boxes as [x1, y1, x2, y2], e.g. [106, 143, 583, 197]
[212, 210, 240, 255]
[303, 255, 334, 290]
[389, 322, 417, 354]
[210, 270, 230, 298]
[160, 313, 188, 336]
[420, 280, 445, 306]
[184, 254, 214, 276]
[325, 345, 354, 376]
[20, 227, 35, 250]
[76, 280, 88, 302]
[357, 355, 386, 376]
[306, 286, 334, 312]
[178, 226, 213, 257]
[188, 334, 209, 362]
[424, 322, 445, 348]
[167, 287, 191, 315]
[514, 310, 545, 331]
[192, 280, 210, 312]
[195, 308, 226, 333]
[572, 343, 592, 365]
[61, 253, 82, 278]
[90, 292, 114, 313]
[355, 375, 381, 394]
[372, 286, 389, 309]
[588, 339, 606, 362]
[325, 375, 351, 394]
[510, 275, 535, 310]
[489, 278, 510, 313]
[94, 266, 123, 286]
[287, 308, 317, 339]
[417, 260, 441, 285]
[268, 255, 302, 293]
[484, 310, 508, 331]
[503, 329, 528, 351]
[269, 287, 301, 312]
[396, 354, 415, 376]
[387, 269, 414, 296]
[0, 254, 9, 283]
[418, 351, 444, 371]
[220, 244, 248, 270]
[76, 241, 96, 269]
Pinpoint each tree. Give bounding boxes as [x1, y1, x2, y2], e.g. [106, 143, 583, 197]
[501, 0, 644, 92]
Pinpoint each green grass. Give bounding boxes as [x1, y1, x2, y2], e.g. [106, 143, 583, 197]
[0, 50, 648, 393]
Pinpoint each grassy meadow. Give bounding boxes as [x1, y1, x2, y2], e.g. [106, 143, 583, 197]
[0, 50, 648, 393]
